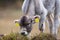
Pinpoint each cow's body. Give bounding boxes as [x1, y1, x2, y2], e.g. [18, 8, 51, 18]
[21, 0, 60, 37]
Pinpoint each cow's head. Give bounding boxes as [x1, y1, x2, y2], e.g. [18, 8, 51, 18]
[15, 15, 40, 36]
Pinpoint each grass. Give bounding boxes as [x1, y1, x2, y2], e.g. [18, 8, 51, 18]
[31, 33, 57, 40]
[0, 32, 28, 40]
[0, 32, 57, 40]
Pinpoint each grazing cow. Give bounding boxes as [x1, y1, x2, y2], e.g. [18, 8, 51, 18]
[15, 0, 60, 37]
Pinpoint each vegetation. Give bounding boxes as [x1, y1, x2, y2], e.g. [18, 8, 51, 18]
[31, 33, 57, 40]
[0, 0, 24, 3]
[0, 32, 28, 40]
[0, 32, 57, 40]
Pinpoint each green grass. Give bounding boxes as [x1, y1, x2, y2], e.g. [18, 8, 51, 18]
[0, 32, 57, 40]
[0, 32, 28, 40]
[31, 33, 57, 40]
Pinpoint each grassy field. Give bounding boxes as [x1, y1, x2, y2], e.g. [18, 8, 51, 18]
[0, 8, 60, 39]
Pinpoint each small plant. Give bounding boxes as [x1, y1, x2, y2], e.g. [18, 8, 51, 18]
[0, 32, 57, 40]
[31, 33, 57, 40]
[2, 32, 28, 40]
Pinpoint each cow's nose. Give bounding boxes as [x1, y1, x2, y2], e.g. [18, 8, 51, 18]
[21, 31, 28, 36]
[21, 32, 25, 36]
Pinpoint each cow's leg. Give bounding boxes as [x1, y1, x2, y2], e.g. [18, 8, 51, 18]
[39, 9, 48, 32]
[52, 14, 60, 37]
[43, 21, 45, 32]
[47, 14, 53, 34]
[52, 13, 60, 37]
[52, 0, 60, 37]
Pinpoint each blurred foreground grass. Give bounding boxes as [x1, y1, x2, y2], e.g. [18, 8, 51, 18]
[0, 32, 57, 40]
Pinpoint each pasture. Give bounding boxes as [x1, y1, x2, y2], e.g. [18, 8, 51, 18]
[0, 7, 60, 39]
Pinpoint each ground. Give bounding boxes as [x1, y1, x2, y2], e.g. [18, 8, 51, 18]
[0, 7, 60, 39]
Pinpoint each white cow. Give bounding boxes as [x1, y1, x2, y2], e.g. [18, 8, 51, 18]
[16, 0, 60, 37]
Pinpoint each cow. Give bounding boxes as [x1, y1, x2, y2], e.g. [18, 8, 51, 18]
[15, 0, 60, 37]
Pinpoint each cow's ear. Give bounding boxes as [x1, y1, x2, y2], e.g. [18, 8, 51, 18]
[34, 17, 39, 23]
[15, 22, 20, 27]
[14, 19, 20, 27]
[14, 20, 20, 23]
[33, 15, 40, 23]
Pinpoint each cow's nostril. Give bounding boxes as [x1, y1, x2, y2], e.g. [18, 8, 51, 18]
[21, 32, 25, 35]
